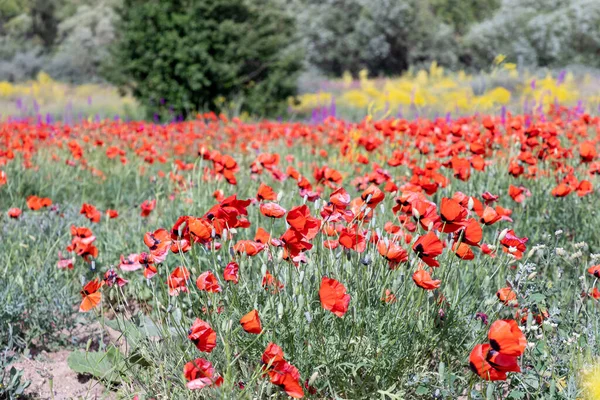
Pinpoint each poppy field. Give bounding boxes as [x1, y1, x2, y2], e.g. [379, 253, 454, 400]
[2, 105, 600, 399]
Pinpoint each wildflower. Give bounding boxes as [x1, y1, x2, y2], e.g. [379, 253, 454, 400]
[240, 309, 262, 334]
[188, 318, 217, 352]
[319, 277, 350, 317]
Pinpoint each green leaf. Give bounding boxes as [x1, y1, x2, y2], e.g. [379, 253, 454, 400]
[67, 346, 124, 383]
[415, 386, 429, 395]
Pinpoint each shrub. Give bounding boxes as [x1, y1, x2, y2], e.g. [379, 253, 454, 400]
[293, 0, 459, 77]
[107, 0, 303, 120]
[466, 0, 600, 69]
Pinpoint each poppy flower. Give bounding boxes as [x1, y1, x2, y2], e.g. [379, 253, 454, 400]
[80, 203, 101, 223]
[261, 343, 304, 399]
[140, 199, 156, 217]
[508, 185, 530, 203]
[262, 270, 284, 293]
[0, 170, 6, 186]
[500, 229, 528, 258]
[319, 277, 350, 317]
[459, 219, 483, 246]
[7, 207, 22, 218]
[439, 197, 467, 232]
[144, 228, 172, 263]
[286, 205, 321, 239]
[576, 180, 593, 197]
[260, 203, 287, 218]
[167, 266, 190, 296]
[551, 183, 571, 197]
[188, 318, 217, 353]
[338, 226, 367, 253]
[329, 187, 350, 209]
[196, 271, 221, 293]
[361, 185, 385, 207]
[480, 206, 501, 225]
[469, 344, 508, 381]
[412, 232, 444, 267]
[79, 278, 103, 312]
[412, 269, 441, 290]
[377, 240, 408, 267]
[240, 309, 262, 334]
[267, 362, 304, 399]
[580, 141, 597, 163]
[496, 287, 518, 306]
[452, 242, 474, 260]
[183, 358, 223, 390]
[104, 269, 128, 287]
[106, 209, 119, 219]
[119, 254, 142, 271]
[233, 240, 265, 256]
[57, 252, 74, 269]
[588, 265, 600, 278]
[381, 289, 397, 304]
[257, 182, 277, 201]
[223, 261, 239, 284]
[26, 195, 52, 211]
[481, 192, 499, 205]
[488, 319, 526, 357]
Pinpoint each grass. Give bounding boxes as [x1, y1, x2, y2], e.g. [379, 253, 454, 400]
[0, 108, 599, 399]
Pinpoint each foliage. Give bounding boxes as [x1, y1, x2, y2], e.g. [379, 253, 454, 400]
[293, 0, 459, 77]
[0, 107, 599, 397]
[107, 0, 303, 120]
[466, 0, 600, 69]
[0, 352, 30, 399]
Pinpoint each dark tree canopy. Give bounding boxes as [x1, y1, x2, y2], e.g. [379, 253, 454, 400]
[107, 0, 303, 120]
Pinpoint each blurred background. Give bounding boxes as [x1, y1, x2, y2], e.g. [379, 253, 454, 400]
[0, 0, 599, 121]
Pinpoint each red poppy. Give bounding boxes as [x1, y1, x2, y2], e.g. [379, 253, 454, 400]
[233, 240, 265, 256]
[412, 269, 441, 290]
[7, 207, 21, 218]
[26, 195, 52, 211]
[257, 182, 277, 201]
[261, 343, 304, 399]
[551, 182, 571, 197]
[188, 318, 217, 353]
[361, 184, 385, 207]
[480, 206, 501, 225]
[103, 269, 128, 287]
[329, 187, 350, 209]
[140, 199, 156, 217]
[183, 358, 223, 390]
[262, 270, 284, 293]
[439, 197, 467, 232]
[319, 277, 350, 317]
[576, 180, 593, 197]
[79, 278, 103, 312]
[496, 287, 518, 306]
[167, 266, 190, 296]
[452, 242, 474, 260]
[240, 309, 262, 334]
[500, 229, 528, 259]
[377, 240, 408, 267]
[488, 319, 526, 357]
[469, 344, 508, 381]
[223, 261, 239, 284]
[412, 232, 444, 267]
[80, 203, 101, 223]
[260, 202, 287, 218]
[286, 205, 321, 240]
[106, 209, 119, 219]
[508, 185, 530, 203]
[144, 228, 172, 263]
[338, 226, 367, 253]
[588, 265, 600, 278]
[119, 253, 142, 271]
[196, 271, 221, 293]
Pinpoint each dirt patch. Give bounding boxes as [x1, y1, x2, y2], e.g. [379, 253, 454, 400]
[11, 350, 115, 400]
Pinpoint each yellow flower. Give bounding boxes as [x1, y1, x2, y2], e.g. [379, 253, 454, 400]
[582, 362, 600, 399]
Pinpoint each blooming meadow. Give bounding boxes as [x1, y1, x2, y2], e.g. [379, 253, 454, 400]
[1, 105, 600, 398]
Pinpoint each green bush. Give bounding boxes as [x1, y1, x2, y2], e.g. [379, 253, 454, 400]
[106, 0, 303, 120]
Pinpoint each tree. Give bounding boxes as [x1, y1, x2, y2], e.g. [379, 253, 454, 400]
[293, 0, 459, 77]
[107, 0, 303, 120]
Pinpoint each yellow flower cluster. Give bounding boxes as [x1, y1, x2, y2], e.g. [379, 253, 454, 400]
[292, 60, 593, 117]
